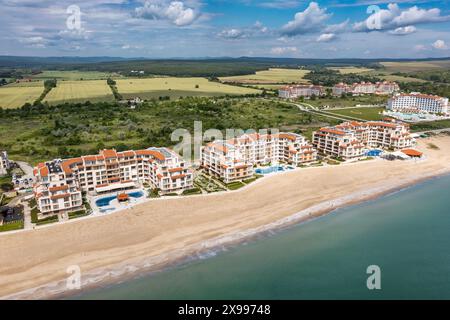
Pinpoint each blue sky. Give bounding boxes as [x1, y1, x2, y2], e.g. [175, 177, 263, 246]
[1, 0, 450, 58]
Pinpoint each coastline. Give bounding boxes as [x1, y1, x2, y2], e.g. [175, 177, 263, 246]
[1, 135, 450, 300]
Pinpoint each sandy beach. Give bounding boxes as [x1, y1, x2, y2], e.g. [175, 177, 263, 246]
[1, 135, 450, 299]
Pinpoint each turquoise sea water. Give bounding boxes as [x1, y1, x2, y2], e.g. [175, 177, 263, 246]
[75, 175, 450, 300]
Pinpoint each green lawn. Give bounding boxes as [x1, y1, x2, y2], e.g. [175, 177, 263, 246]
[327, 107, 385, 121]
[226, 181, 246, 190]
[0, 220, 24, 232]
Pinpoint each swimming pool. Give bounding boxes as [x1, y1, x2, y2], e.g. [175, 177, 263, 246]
[95, 191, 144, 208]
[255, 166, 285, 175]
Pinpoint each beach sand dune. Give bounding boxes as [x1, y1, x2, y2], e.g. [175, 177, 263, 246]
[1, 136, 450, 299]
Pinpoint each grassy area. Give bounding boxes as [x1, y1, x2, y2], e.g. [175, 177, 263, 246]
[307, 95, 388, 109]
[30, 207, 39, 223]
[69, 210, 90, 220]
[0, 220, 24, 232]
[0, 85, 44, 108]
[226, 181, 246, 190]
[44, 80, 114, 105]
[220, 68, 310, 84]
[243, 175, 263, 185]
[380, 61, 450, 73]
[410, 120, 450, 132]
[182, 187, 202, 196]
[32, 71, 118, 81]
[36, 215, 58, 226]
[328, 67, 374, 74]
[0, 98, 334, 165]
[195, 175, 226, 193]
[115, 77, 261, 99]
[327, 107, 385, 121]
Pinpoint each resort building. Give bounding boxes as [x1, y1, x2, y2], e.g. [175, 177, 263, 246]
[278, 85, 326, 99]
[332, 81, 399, 96]
[202, 132, 317, 183]
[313, 121, 414, 159]
[388, 93, 449, 115]
[33, 148, 194, 215]
[0, 151, 10, 176]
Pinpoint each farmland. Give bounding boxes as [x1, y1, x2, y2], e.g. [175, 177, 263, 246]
[219, 68, 310, 84]
[0, 84, 43, 108]
[328, 67, 374, 74]
[115, 77, 261, 99]
[31, 70, 118, 81]
[380, 60, 450, 73]
[44, 80, 115, 105]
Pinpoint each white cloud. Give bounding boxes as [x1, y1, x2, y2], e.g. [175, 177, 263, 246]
[218, 29, 245, 39]
[270, 46, 298, 55]
[258, 0, 302, 9]
[353, 3, 450, 32]
[281, 2, 331, 36]
[135, 0, 200, 26]
[19, 36, 48, 48]
[388, 25, 416, 35]
[254, 21, 268, 33]
[323, 19, 349, 33]
[433, 40, 448, 50]
[317, 33, 336, 42]
[414, 44, 427, 51]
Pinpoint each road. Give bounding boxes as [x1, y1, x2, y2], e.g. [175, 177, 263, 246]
[291, 102, 366, 122]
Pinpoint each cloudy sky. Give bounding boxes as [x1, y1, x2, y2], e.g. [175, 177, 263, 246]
[1, 0, 450, 58]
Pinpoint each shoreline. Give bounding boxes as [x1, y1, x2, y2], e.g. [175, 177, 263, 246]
[5, 167, 450, 300]
[1, 135, 450, 300]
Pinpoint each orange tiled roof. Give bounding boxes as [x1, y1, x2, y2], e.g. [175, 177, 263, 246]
[401, 149, 423, 157]
[49, 185, 69, 192]
[135, 150, 166, 161]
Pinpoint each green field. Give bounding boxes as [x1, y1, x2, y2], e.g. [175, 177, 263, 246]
[0, 84, 43, 108]
[219, 68, 310, 84]
[327, 107, 385, 121]
[380, 61, 450, 73]
[44, 80, 115, 104]
[31, 70, 119, 81]
[328, 67, 374, 74]
[307, 96, 388, 109]
[116, 77, 261, 99]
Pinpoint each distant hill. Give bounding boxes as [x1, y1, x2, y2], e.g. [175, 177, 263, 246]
[1, 56, 449, 77]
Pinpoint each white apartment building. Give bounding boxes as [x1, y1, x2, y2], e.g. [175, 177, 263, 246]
[34, 147, 194, 215]
[279, 85, 326, 99]
[33, 160, 84, 215]
[388, 93, 449, 115]
[313, 127, 365, 159]
[0, 151, 10, 176]
[313, 121, 414, 159]
[333, 81, 399, 96]
[202, 132, 317, 183]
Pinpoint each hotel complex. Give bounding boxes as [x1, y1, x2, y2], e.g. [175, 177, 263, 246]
[33, 148, 194, 215]
[388, 93, 449, 115]
[201, 132, 317, 183]
[313, 121, 414, 159]
[332, 81, 399, 96]
[278, 85, 326, 99]
[0, 151, 10, 176]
